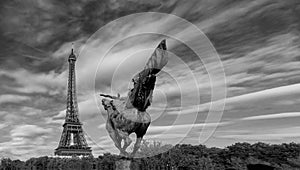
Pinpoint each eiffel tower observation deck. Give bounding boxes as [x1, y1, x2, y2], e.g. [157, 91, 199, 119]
[55, 46, 92, 157]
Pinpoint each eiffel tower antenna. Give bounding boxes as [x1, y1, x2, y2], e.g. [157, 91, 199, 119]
[71, 43, 74, 53]
[54, 44, 92, 157]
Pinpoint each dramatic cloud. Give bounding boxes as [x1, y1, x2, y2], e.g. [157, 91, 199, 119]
[0, 69, 66, 95]
[0, 94, 30, 104]
[11, 124, 52, 138]
[0, 125, 53, 159]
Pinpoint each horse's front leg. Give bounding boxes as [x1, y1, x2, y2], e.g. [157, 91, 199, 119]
[122, 134, 132, 152]
[109, 130, 123, 152]
[112, 133, 127, 156]
[118, 130, 132, 156]
[106, 122, 123, 154]
[130, 137, 142, 157]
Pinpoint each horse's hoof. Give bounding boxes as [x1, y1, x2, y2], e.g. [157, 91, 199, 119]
[119, 151, 129, 157]
[129, 152, 136, 158]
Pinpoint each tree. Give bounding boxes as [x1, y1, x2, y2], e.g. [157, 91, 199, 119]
[1, 158, 12, 170]
[136, 140, 172, 157]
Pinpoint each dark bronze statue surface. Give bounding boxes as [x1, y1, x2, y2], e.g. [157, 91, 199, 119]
[100, 39, 168, 157]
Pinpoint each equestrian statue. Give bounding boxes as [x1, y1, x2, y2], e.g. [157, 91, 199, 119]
[100, 39, 168, 157]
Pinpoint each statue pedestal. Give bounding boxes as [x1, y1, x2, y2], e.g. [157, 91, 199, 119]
[115, 159, 131, 170]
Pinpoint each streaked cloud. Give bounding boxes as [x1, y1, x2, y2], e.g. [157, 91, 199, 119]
[217, 126, 300, 141]
[241, 112, 300, 121]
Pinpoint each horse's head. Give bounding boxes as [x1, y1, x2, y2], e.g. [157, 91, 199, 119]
[102, 98, 115, 111]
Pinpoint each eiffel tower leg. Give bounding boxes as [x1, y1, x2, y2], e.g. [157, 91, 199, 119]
[55, 124, 92, 156]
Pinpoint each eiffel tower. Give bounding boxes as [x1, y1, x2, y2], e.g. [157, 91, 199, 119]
[55, 46, 92, 156]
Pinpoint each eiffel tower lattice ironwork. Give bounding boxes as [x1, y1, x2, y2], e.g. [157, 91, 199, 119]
[55, 47, 92, 156]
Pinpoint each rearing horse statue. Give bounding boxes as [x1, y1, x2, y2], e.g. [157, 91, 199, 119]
[100, 39, 168, 157]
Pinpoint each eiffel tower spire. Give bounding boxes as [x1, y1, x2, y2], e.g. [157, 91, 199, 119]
[65, 44, 79, 124]
[55, 45, 92, 157]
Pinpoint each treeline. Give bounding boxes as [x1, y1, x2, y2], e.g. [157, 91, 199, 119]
[1, 142, 300, 170]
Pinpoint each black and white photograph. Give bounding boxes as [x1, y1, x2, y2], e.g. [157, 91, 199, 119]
[0, 0, 300, 169]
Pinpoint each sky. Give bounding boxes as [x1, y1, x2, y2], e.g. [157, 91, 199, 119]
[1, 0, 300, 160]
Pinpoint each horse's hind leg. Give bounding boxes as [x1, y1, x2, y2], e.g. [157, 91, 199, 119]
[131, 137, 142, 157]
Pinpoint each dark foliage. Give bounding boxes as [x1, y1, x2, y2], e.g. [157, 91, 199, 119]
[247, 164, 275, 170]
[1, 142, 300, 170]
